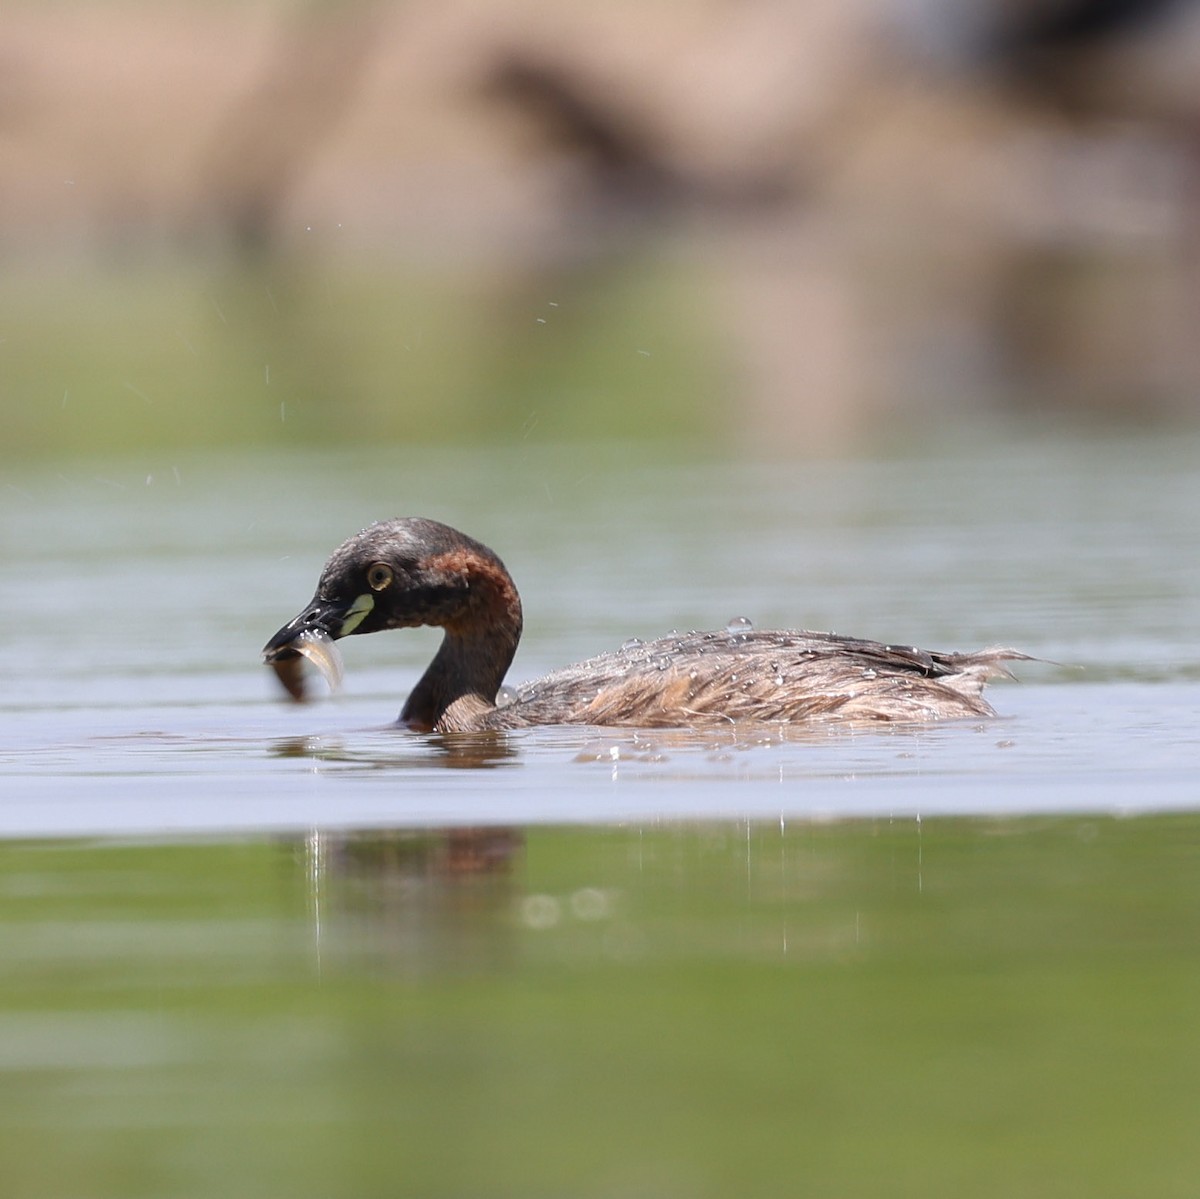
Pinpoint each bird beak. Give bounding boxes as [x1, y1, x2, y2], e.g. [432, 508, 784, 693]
[264, 596, 347, 656]
[263, 591, 378, 655]
[262, 593, 376, 700]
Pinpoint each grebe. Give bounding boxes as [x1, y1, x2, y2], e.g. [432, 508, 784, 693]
[263, 517, 1028, 732]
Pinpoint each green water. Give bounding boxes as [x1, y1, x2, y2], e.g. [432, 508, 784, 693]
[1, 257, 722, 461]
[2, 817, 1198, 1198]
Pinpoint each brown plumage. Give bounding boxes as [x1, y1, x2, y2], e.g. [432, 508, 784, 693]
[263, 518, 1029, 733]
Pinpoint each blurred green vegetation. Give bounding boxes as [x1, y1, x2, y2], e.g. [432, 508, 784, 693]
[0, 253, 728, 462]
[1, 814, 1198, 1198]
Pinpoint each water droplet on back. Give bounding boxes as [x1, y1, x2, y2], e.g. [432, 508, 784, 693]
[725, 616, 753, 634]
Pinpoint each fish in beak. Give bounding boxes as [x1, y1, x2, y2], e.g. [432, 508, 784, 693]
[261, 594, 374, 701]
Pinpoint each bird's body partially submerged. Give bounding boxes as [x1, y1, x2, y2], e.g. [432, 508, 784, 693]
[490, 629, 1019, 729]
[263, 518, 1028, 733]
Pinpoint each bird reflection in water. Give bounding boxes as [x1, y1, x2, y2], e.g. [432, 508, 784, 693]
[296, 824, 523, 976]
[268, 730, 521, 771]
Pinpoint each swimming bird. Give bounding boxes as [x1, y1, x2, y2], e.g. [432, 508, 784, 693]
[263, 518, 1028, 732]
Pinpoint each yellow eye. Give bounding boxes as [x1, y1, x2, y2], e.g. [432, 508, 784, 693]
[367, 562, 394, 591]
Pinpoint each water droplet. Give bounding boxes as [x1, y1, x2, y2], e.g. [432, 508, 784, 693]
[520, 895, 561, 930]
[861, 668, 877, 680]
[570, 888, 611, 921]
[725, 616, 754, 634]
[774, 675, 784, 686]
[620, 637, 644, 652]
[495, 684, 518, 708]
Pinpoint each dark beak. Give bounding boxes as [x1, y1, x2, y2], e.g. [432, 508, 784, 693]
[262, 596, 351, 662]
[263, 596, 358, 702]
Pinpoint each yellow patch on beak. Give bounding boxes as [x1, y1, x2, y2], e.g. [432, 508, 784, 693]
[339, 593, 375, 635]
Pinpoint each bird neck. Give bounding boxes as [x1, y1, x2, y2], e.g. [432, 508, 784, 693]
[399, 570, 522, 733]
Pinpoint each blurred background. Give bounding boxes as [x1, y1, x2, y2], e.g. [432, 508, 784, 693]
[4, 10, 1200, 1196]
[4, 0, 1200, 462]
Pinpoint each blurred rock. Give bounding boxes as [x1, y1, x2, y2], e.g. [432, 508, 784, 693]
[1, 0, 1197, 448]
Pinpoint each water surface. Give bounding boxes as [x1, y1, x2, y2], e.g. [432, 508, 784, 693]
[3, 431, 1197, 832]
[2, 433, 1198, 1197]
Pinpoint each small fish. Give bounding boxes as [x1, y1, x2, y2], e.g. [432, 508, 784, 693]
[269, 629, 344, 702]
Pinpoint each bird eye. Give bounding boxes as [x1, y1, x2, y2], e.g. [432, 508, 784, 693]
[366, 562, 394, 591]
